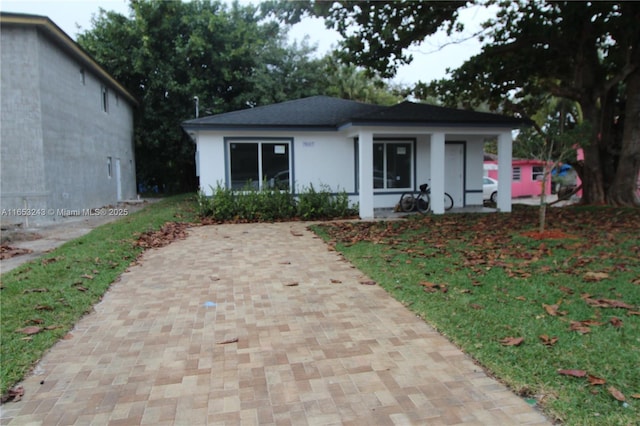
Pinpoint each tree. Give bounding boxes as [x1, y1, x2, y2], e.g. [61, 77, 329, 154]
[78, 0, 326, 192]
[424, 1, 640, 206]
[268, 0, 640, 206]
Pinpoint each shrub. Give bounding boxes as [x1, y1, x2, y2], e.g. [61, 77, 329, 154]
[197, 183, 356, 222]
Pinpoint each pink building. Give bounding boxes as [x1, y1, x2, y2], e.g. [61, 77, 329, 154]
[484, 157, 552, 198]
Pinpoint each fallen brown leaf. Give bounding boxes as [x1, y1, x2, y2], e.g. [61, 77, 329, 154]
[608, 386, 625, 401]
[216, 337, 239, 345]
[16, 326, 42, 335]
[557, 369, 587, 378]
[584, 271, 609, 282]
[0, 246, 32, 260]
[588, 375, 606, 386]
[558, 286, 574, 295]
[34, 304, 54, 311]
[1, 386, 24, 403]
[284, 282, 299, 287]
[499, 336, 524, 346]
[22, 288, 48, 294]
[80, 274, 94, 280]
[569, 320, 596, 334]
[290, 229, 304, 237]
[360, 280, 376, 286]
[539, 334, 558, 346]
[609, 317, 623, 328]
[543, 302, 566, 317]
[330, 279, 342, 284]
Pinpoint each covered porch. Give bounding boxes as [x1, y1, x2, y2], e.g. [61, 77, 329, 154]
[350, 128, 514, 219]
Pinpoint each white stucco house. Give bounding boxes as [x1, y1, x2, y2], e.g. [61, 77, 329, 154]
[0, 13, 138, 226]
[182, 96, 524, 219]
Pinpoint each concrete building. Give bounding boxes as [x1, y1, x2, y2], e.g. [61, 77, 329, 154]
[1, 13, 138, 226]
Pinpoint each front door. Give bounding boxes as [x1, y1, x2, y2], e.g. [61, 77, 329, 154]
[445, 143, 464, 207]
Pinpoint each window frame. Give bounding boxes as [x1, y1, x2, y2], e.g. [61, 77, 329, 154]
[225, 138, 293, 191]
[532, 166, 545, 181]
[101, 85, 109, 113]
[373, 140, 414, 192]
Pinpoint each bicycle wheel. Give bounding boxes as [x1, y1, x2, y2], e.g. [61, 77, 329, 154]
[399, 193, 416, 212]
[444, 193, 454, 211]
[416, 193, 430, 213]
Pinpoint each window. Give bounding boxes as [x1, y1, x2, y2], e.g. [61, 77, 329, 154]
[80, 69, 85, 85]
[229, 141, 290, 190]
[107, 157, 112, 178]
[532, 166, 544, 181]
[101, 86, 108, 112]
[513, 167, 521, 181]
[373, 142, 412, 189]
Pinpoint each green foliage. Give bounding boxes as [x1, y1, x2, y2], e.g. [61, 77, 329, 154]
[297, 184, 355, 220]
[198, 183, 356, 222]
[0, 195, 198, 395]
[313, 205, 640, 425]
[263, 0, 464, 78]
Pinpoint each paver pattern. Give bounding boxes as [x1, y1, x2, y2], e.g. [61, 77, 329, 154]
[1, 223, 550, 425]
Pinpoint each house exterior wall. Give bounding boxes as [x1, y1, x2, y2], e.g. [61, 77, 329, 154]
[0, 24, 136, 225]
[194, 130, 488, 210]
[485, 159, 551, 197]
[0, 26, 48, 215]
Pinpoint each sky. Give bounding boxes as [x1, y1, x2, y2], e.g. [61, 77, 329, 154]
[0, 0, 491, 87]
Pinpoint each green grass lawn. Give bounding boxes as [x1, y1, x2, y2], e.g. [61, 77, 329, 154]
[313, 205, 639, 425]
[0, 194, 198, 396]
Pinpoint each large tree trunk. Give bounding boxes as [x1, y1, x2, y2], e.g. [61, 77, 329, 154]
[608, 65, 640, 206]
[580, 104, 607, 204]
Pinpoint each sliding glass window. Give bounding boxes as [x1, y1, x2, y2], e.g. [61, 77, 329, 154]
[229, 141, 290, 190]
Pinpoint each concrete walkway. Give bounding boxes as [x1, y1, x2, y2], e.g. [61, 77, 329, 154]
[1, 223, 550, 425]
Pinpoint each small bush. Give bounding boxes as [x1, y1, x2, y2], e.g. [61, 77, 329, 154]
[198, 183, 355, 222]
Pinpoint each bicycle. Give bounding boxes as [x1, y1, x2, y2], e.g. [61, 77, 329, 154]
[399, 183, 454, 213]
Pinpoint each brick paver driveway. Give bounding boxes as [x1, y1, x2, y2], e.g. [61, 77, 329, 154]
[2, 223, 550, 425]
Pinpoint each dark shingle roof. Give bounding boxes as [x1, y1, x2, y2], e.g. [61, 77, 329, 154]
[353, 101, 525, 126]
[183, 96, 385, 130]
[182, 96, 526, 131]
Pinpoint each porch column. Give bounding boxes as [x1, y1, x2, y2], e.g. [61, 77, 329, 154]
[358, 130, 374, 219]
[430, 132, 445, 214]
[497, 131, 513, 212]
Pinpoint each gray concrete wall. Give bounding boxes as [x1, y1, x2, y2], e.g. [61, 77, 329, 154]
[1, 25, 136, 226]
[0, 26, 48, 221]
[37, 31, 136, 214]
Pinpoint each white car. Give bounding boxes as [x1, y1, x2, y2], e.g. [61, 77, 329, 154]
[483, 177, 498, 202]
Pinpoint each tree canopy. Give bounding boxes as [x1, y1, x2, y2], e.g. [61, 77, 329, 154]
[78, 0, 401, 191]
[270, 0, 640, 206]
